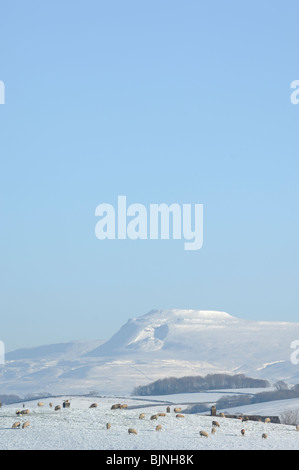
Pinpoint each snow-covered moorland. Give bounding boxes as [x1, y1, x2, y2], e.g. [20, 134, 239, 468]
[1, 395, 299, 450]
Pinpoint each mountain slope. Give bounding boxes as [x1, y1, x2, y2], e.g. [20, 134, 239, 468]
[1, 309, 299, 396]
[86, 309, 299, 374]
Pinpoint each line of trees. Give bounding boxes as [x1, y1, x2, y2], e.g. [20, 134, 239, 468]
[132, 373, 270, 396]
[215, 383, 299, 410]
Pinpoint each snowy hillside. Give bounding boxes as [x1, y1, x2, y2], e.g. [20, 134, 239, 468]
[1, 309, 299, 396]
[1, 395, 299, 450]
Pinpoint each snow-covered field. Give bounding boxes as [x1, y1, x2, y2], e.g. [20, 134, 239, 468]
[1, 395, 299, 450]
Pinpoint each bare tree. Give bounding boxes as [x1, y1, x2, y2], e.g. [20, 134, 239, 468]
[280, 409, 299, 425]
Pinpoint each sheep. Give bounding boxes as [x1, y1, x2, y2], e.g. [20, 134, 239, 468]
[120, 404, 128, 409]
[212, 420, 220, 427]
[16, 409, 29, 416]
[211, 427, 216, 435]
[199, 430, 208, 438]
[174, 407, 182, 413]
[139, 413, 145, 420]
[262, 433, 267, 439]
[37, 402, 44, 407]
[111, 404, 122, 410]
[166, 406, 171, 413]
[156, 424, 162, 431]
[128, 428, 137, 435]
[264, 418, 271, 423]
[12, 422, 21, 429]
[296, 425, 299, 431]
[150, 414, 158, 420]
[49, 403, 53, 408]
[242, 416, 249, 422]
[54, 405, 61, 411]
[158, 413, 166, 417]
[219, 412, 225, 418]
[89, 403, 98, 408]
[241, 429, 245, 436]
[22, 421, 30, 429]
[176, 414, 185, 418]
[106, 423, 111, 430]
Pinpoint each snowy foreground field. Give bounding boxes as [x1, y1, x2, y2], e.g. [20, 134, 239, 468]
[1, 395, 299, 450]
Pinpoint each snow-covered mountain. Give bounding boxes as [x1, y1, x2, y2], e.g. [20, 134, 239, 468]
[86, 309, 299, 375]
[2, 309, 299, 396]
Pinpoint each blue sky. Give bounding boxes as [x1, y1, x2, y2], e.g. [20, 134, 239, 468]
[0, 0, 299, 351]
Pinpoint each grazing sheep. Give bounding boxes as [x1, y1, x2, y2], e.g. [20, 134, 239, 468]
[174, 407, 182, 413]
[264, 418, 271, 423]
[22, 421, 30, 429]
[111, 404, 122, 410]
[16, 410, 29, 416]
[241, 429, 245, 436]
[262, 433, 267, 439]
[49, 403, 53, 408]
[212, 420, 220, 427]
[139, 413, 145, 420]
[17, 409, 29, 416]
[158, 413, 166, 417]
[37, 402, 44, 407]
[211, 427, 216, 435]
[156, 424, 162, 431]
[121, 404, 128, 409]
[176, 414, 185, 418]
[106, 423, 111, 430]
[219, 413, 225, 418]
[89, 403, 98, 408]
[54, 405, 61, 411]
[199, 430, 208, 438]
[63, 400, 70, 408]
[128, 428, 137, 435]
[150, 415, 158, 420]
[12, 422, 21, 429]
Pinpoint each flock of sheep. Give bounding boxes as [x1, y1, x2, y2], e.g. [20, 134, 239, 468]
[10, 399, 299, 443]
[11, 400, 68, 429]
[126, 412, 274, 440]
